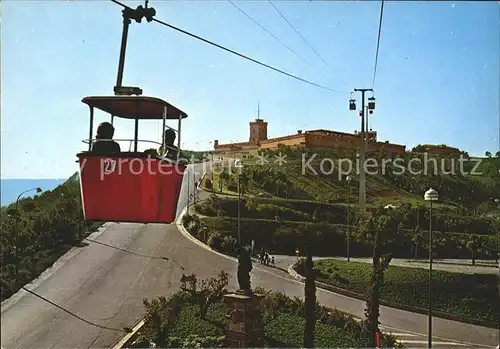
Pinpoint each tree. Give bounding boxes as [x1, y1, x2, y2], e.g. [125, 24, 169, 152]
[219, 170, 230, 192]
[238, 171, 250, 195]
[363, 215, 393, 347]
[411, 228, 424, 259]
[411, 144, 426, 153]
[303, 240, 316, 348]
[485, 151, 492, 158]
[496, 151, 500, 158]
[466, 235, 479, 266]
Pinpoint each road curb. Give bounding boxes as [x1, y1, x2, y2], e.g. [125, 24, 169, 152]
[112, 319, 145, 349]
[176, 208, 290, 273]
[176, 207, 238, 263]
[288, 261, 499, 330]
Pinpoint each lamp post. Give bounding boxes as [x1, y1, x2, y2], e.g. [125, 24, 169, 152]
[234, 159, 243, 246]
[193, 171, 197, 206]
[187, 170, 190, 215]
[424, 187, 439, 349]
[346, 175, 352, 261]
[14, 187, 43, 287]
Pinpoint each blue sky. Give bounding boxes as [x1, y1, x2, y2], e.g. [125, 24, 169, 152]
[2, 0, 499, 178]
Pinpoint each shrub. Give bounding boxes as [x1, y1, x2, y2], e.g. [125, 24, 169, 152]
[141, 292, 186, 347]
[204, 179, 213, 190]
[304, 259, 499, 323]
[199, 217, 498, 259]
[181, 270, 229, 320]
[139, 276, 401, 348]
[182, 213, 195, 226]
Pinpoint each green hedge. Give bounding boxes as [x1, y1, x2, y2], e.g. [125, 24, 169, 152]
[196, 216, 498, 259]
[296, 259, 499, 323]
[265, 312, 361, 348]
[195, 196, 348, 224]
[196, 196, 499, 236]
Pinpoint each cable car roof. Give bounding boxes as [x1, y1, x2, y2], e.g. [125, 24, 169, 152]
[82, 96, 188, 120]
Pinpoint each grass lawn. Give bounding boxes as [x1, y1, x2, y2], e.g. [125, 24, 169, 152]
[300, 259, 499, 323]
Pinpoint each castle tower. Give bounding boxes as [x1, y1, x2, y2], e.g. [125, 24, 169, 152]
[249, 102, 268, 144]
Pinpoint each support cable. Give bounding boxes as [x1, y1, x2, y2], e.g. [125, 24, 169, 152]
[21, 286, 131, 333]
[268, 0, 329, 67]
[227, 0, 317, 71]
[372, 0, 384, 89]
[110, 0, 347, 93]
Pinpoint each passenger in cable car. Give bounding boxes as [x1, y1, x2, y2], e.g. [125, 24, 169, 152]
[159, 128, 180, 159]
[91, 122, 121, 155]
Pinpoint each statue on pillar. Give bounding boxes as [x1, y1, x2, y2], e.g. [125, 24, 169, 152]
[237, 243, 253, 294]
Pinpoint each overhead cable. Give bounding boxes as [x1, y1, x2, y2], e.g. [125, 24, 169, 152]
[85, 238, 170, 261]
[372, 0, 384, 89]
[85, 238, 185, 270]
[21, 286, 130, 333]
[227, 0, 317, 72]
[267, 0, 329, 67]
[110, 0, 347, 93]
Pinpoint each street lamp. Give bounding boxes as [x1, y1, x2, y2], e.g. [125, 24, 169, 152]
[424, 187, 439, 349]
[234, 159, 243, 246]
[14, 187, 43, 286]
[346, 175, 352, 261]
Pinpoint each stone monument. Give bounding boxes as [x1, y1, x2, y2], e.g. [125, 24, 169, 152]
[224, 243, 264, 347]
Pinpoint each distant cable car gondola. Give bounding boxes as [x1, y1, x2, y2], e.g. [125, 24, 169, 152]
[76, 95, 188, 224]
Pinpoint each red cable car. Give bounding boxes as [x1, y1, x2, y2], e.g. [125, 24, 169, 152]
[76, 95, 188, 224]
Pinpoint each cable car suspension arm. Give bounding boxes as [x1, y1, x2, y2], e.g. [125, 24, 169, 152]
[113, 0, 156, 96]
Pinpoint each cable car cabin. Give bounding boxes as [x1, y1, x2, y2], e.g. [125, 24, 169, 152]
[76, 95, 188, 224]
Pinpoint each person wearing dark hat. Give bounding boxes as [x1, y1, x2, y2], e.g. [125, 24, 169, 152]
[91, 122, 121, 155]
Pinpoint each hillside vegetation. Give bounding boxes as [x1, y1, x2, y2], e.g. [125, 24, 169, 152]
[190, 195, 498, 261]
[0, 176, 99, 302]
[210, 147, 500, 216]
[198, 148, 499, 260]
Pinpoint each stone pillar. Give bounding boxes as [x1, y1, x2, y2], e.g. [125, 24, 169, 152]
[223, 292, 265, 348]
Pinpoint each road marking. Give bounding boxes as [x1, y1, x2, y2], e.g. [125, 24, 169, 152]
[384, 332, 419, 337]
[380, 323, 496, 348]
[400, 340, 470, 346]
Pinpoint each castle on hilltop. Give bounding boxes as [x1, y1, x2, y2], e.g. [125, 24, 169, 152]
[213, 105, 407, 158]
[212, 106, 461, 158]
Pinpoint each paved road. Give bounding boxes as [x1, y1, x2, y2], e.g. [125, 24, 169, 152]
[1, 161, 498, 348]
[338, 257, 498, 274]
[271, 255, 498, 275]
